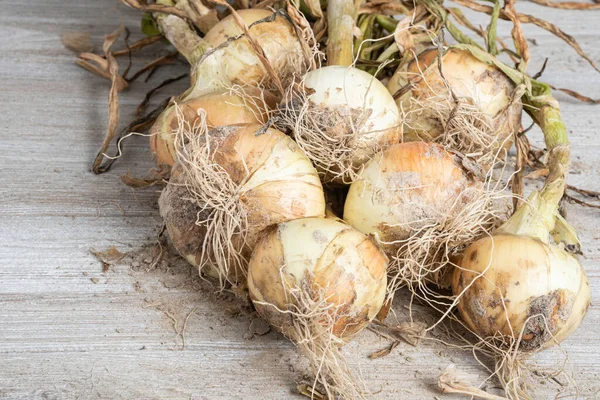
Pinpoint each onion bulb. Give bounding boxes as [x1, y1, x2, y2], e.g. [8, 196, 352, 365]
[388, 48, 523, 167]
[452, 191, 590, 351]
[278, 65, 401, 184]
[150, 90, 276, 166]
[248, 217, 387, 398]
[179, 9, 309, 99]
[453, 234, 590, 350]
[344, 142, 474, 243]
[450, 190, 590, 399]
[159, 123, 326, 287]
[344, 141, 504, 291]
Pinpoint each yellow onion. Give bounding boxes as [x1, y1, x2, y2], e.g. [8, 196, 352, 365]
[248, 217, 387, 397]
[159, 123, 326, 286]
[389, 48, 522, 166]
[149, 90, 277, 166]
[342, 141, 508, 295]
[344, 141, 476, 247]
[279, 66, 401, 184]
[185, 9, 308, 99]
[249, 217, 387, 338]
[452, 192, 590, 351]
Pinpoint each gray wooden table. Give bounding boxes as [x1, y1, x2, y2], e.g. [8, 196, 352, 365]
[1, 1, 599, 399]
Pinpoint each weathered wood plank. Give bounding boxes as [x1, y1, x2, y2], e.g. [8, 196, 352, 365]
[0, 1, 599, 399]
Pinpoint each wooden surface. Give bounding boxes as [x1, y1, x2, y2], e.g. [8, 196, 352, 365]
[1, 1, 599, 399]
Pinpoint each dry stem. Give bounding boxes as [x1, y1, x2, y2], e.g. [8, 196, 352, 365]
[91, 26, 127, 174]
[326, 0, 359, 66]
[453, 0, 600, 73]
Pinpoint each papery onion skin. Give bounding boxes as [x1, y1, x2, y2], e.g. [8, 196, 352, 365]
[302, 66, 401, 177]
[452, 234, 591, 351]
[390, 48, 522, 150]
[159, 124, 326, 282]
[187, 9, 306, 98]
[343, 141, 475, 248]
[248, 217, 387, 340]
[150, 91, 275, 166]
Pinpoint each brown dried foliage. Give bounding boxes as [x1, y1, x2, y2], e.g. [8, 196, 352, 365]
[62, 32, 94, 53]
[529, 0, 600, 9]
[503, 0, 530, 71]
[127, 51, 179, 82]
[112, 35, 163, 57]
[119, 0, 189, 19]
[92, 26, 127, 174]
[454, 0, 600, 73]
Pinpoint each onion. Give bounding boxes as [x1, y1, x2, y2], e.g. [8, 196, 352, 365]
[453, 234, 590, 350]
[150, 90, 276, 166]
[158, 8, 309, 100]
[389, 48, 523, 167]
[343, 141, 505, 292]
[248, 217, 387, 398]
[150, 8, 310, 165]
[202, 9, 306, 84]
[344, 141, 475, 243]
[451, 190, 590, 398]
[452, 191, 590, 351]
[279, 65, 401, 184]
[159, 122, 326, 287]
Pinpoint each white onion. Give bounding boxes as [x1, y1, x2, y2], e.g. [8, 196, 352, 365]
[248, 217, 387, 338]
[453, 233, 590, 350]
[344, 141, 476, 247]
[280, 65, 401, 184]
[452, 191, 591, 351]
[342, 141, 508, 293]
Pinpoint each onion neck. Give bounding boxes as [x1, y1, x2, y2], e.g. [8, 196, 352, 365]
[524, 81, 570, 207]
[497, 79, 571, 244]
[496, 191, 554, 244]
[326, 0, 360, 66]
[154, 1, 209, 66]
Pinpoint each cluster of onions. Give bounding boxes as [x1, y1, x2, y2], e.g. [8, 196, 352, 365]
[153, 4, 327, 287]
[149, 3, 396, 396]
[248, 217, 387, 398]
[69, 0, 600, 395]
[153, 1, 402, 396]
[433, 46, 590, 398]
[147, 2, 591, 398]
[388, 47, 523, 169]
[344, 141, 507, 298]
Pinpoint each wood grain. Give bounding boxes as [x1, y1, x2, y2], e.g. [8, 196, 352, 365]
[0, 1, 599, 399]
